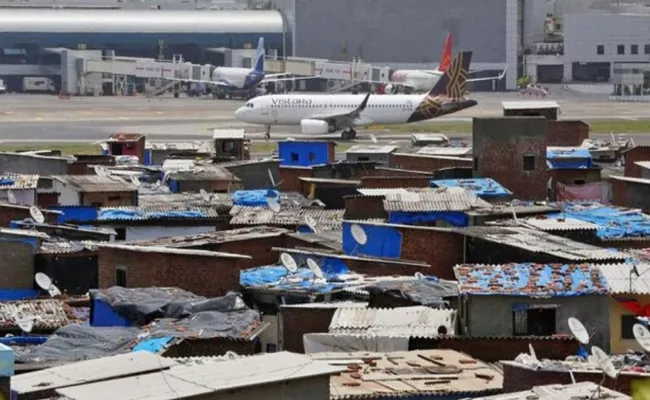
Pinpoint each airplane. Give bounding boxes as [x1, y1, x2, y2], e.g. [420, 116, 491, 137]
[235, 51, 478, 140]
[375, 33, 506, 95]
[176, 37, 310, 100]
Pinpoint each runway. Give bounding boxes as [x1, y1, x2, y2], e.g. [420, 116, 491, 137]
[0, 91, 648, 143]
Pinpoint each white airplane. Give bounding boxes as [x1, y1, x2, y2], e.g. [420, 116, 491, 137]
[235, 51, 478, 140]
[377, 33, 506, 94]
[179, 37, 309, 100]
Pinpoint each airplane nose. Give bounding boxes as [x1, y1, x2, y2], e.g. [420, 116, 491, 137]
[235, 107, 245, 121]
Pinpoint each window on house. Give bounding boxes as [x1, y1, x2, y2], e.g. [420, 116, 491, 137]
[473, 157, 479, 171]
[290, 152, 299, 162]
[308, 152, 316, 161]
[125, 142, 134, 149]
[523, 155, 536, 171]
[597, 45, 604, 55]
[617, 45, 625, 55]
[574, 179, 586, 185]
[621, 315, 637, 339]
[631, 45, 639, 55]
[115, 228, 126, 241]
[358, 156, 370, 161]
[645, 44, 650, 55]
[513, 308, 556, 336]
[116, 267, 127, 287]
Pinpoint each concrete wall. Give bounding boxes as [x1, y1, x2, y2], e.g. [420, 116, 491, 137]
[564, 12, 650, 62]
[223, 160, 280, 190]
[466, 294, 610, 351]
[0, 239, 36, 289]
[0, 153, 68, 175]
[473, 117, 548, 200]
[611, 179, 650, 213]
[290, 0, 508, 64]
[624, 147, 650, 178]
[52, 180, 80, 206]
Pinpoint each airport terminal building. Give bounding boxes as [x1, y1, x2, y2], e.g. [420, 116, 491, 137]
[0, 0, 646, 94]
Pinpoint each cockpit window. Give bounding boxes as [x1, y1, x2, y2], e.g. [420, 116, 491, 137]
[245, 102, 254, 108]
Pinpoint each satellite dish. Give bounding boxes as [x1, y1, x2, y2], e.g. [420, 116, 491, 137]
[34, 272, 61, 297]
[199, 188, 211, 202]
[369, 133, 377, 144]
[6, 190, 16, 204]
[280, 252, 298, 273]
[13, 312, 33, 333]
[350, 224, 368, 245]
[224, 351, 238, 360]
[29, 206, 45, 224]
[307, 258, 324, 280]
[591, 346, 618, 379]
[633, 323, 650, 352]
[529, 343, 538, 362]
[304, 216, 318, 231]
[130, 175, 141, 187]
[414, 272, 425, 280]
[568, 317, 590, 345]
[267, 196, 280, 213]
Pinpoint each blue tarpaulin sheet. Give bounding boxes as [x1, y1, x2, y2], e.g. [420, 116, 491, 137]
[0, 290, 38, 301]
[342, 222, 402, 258]
[98, 209, 208, 220]
[240, 264, 349, 293]
[457, 263, 609, 297]
[431, 178, 512, 198]
[131, 337, 173, 353]
[547, 148, 593, 169]
[0, 179, 15, 186]
[0, 336, 46, 345]
[232, 190, 279, 206]
[388, 211, 468, 227]
[559, 204, 650, 239]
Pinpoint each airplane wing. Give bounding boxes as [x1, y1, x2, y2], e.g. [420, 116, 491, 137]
[467, 66, 508, 82]
[260, 75, 321, 84]
[306, 93, 372, 127]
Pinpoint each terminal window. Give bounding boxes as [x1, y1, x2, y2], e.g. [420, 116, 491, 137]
[645, 44, 650, 55]
[617, 45, 625, 55]
[631, 45, 639, 55]
[597, 45, 604, 55]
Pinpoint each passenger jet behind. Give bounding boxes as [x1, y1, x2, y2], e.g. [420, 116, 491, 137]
[235, 51, 478, 140]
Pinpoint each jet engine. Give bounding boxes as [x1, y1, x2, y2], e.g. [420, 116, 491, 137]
[384, 84, 399, 94]
[300, 119, 331, 134]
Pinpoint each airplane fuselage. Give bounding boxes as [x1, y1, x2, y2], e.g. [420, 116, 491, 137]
[211, 67, 264, 91]
[235, 93, 476, 128]
[389, 70, 443, 93]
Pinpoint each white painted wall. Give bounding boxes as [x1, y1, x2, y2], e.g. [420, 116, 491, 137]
[52, 181, 80, 206]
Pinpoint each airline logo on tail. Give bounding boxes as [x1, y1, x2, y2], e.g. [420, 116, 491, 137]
[407, 51, 474, 123]
[438, 33, 453, 72]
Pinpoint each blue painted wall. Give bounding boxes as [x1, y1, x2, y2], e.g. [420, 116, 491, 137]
[342, 221, 402, 258]
[0, 289, 38, 301]
[90, 298, 133, 327]
[48, 205, 97, 224]
[168, 179, 180, 193]
[389, 211, 469, 227]
[278, 141, 331, 167]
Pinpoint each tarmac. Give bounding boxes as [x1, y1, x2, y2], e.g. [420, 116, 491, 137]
[0, 89, 648, 144]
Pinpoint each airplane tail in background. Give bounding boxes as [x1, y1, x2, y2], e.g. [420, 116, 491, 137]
[253, 37, 265, 73]
[438, 33, 453, 72]
[429, 51, 472, 98]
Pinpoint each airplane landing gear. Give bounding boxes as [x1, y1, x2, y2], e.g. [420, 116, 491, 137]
[264, 125, 271, 140]
[341, 129, 357, 140]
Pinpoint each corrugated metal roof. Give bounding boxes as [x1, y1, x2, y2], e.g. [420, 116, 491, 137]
[610, 175, 650, 185]
[346, 145, 397, 154]
[168, 165, 239, 182]
[416, 146, 472, 156]
[411, 133, 449, 143]
[0, 9, 284, 33]
[521, 216, 599, 231]
[132, 226, 288, 247]
[281, 302, 368, 310]
[138, 192, 232, 211]
[146, 141, 213, 152]
[329, 306, 456, 337]
[431, 178, 512, 198]
[472, 382, 629, 400]
[392, 152, 473, 162]
[357, 188, 411, 196]
[230, 206, 344, 229]
[502, 100, 559, 110]
[56, 352, 345, 400]
[454, 263, 609, 297]
[288, 230, 342, 251]
[316, 349, 502, 399]
[53, 175, 137, 193]
[0, 174, 39, 190]
[12, 351, 178, 396]
[97, 243, 251, 259]
[0, 203, 62, 214]
[383, 187, 492, 212]
[635, 161, 650, 170]
[38, 241, 97, 255]
[0, 228, 50, 239]
[299, 177, 361, 185]
[97, 206, 224, 221]
[0, 299, 69, 331]
[213, 129, 246, 139]
[598, 263, 650, 295]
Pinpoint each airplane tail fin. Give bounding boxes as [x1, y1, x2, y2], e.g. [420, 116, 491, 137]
[253, 37, 265, 73]
[429, 51, 472, 98]
[438, 33, 453, 72]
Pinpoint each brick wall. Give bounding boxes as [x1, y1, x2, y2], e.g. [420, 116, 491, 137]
[0, 240, 35, 289]
[0, 205, 58, 227]
[389, 153, 472, 172]
[373, 167, 432, 176]
[195, 235, 291, 267]
[98, 247, 253, 297]
[551, 168, 601, 185]
[279, 166, 313, 192]
[68, 157, 115, 175]
[611, 178, 650, 213]
[624, 147, 650, 178]
[437, 337, 579, 363]
[611, 179, 627, 208]
[37, 192, 60, 208]
[280, 306, 336, 353]
[398, 228, 464, 280]
[344, 195, 387, 220]
[163, 338, 256, 357]
[81, 191, 137, 207]
[502, 361, 639, 395]
[345, 259, 433, 277]
[360, 176, 435, 188]
[547, 120, 589, 146]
